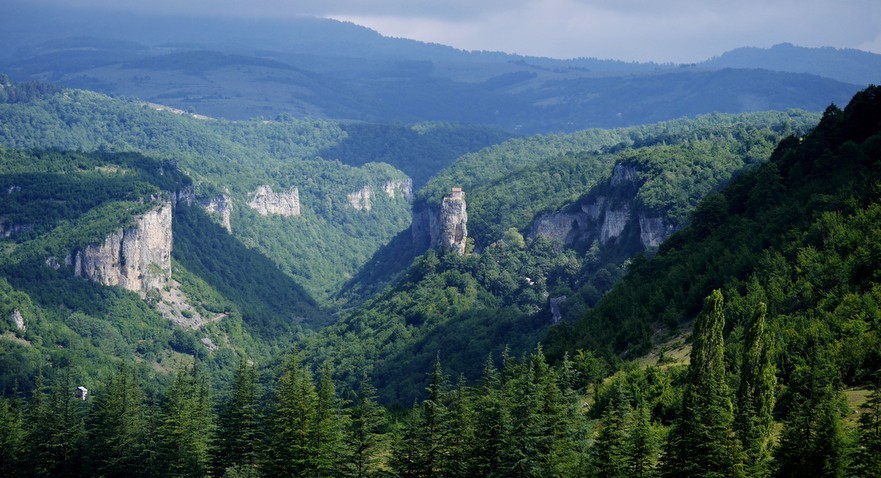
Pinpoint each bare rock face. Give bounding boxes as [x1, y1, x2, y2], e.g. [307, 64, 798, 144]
[434, 189, 468, 255]
[12, 309, 25, 332]
[411, 189, 469, 255]
[638, 214, 676, 248]
[529, 162, 678, 250]
[248, 185, 300, 217]
[599, 205, 631, 243]
[71, 201, 173, 297]
[200, 193, 233, 232]
[348, 185, 373, 211]
[384, 179, 413, 201]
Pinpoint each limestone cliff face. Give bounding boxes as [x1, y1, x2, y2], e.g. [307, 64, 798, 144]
[384, 179, 413, 201]
[411, 189, 468, 255]
[200, 193, 233, 232]
[248, 185, 300, 217]
[347, 185, 373, 211]
[530, 163, 678, 250]
[436, 190, 468, 255]
[70, 200, 172, 297]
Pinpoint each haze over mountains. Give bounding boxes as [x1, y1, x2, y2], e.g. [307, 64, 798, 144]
[1, 4, 881, 476]
[0, 4, 875, 132]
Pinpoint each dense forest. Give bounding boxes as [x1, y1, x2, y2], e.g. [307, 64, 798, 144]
[0, 10, 879, 473]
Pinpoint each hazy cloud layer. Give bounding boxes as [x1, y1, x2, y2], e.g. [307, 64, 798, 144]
[19, 0, 881, 62]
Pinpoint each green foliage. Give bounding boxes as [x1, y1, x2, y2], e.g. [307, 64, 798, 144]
[156, 364, 213, 477]
[734, 302, 776, 477]
[661, 291, 742, 478]
[774, 334, 849, 478]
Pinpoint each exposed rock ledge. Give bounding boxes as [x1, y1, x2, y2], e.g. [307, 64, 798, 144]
[248, 185, 300, 217]
[69, 200, 173, 297]
[348, 185, 373, 211]
[411, 188, 469, 255]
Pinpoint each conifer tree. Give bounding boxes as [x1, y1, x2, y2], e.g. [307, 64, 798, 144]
[26, 370, 86, 478]
[627, 393, 660, 478]
[734, 302, 776, 477]
[850, 372, 881, 477]
[661, 290, 742, 478]
[419, 354, 452, 477]
[212, 360, 262, 477]
[473, 354, 508, 477]
[87, 363, 149, 478]
[774, 336, 848, 478]
[389, 404, 425, 478]
[589, 385, 632, 478]
[344, 373, 386, 478]
[156, 364, 213, 478]
[445, 375, 477, 477]
[264, 353, 318, 477]
[314, 361, 346, 477]
[0, 384, 26, 478]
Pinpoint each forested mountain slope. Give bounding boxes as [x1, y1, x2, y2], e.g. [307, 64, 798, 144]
[309, 111, 821, 403]
[545, 85, 881, 383]
[0, 147, 320, 394]
[0, 80, 507, 302]
[0, 6, 868, 133]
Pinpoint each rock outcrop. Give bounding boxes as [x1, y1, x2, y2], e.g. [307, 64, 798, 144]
[384, 179, 413, 201]
[436, 189, 468, 254]
[411, 188, 469, 255]
[530, 163, 678, 250]
[348, 185, 373, 211]
[12, 309, 25, 332]
[200, 193, 233, 232]
[70, 200, 173, 297]
[248, 185, 300, 217]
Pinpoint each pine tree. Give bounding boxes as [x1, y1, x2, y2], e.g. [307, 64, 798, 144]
[589, 385, 632, 478]
[850, 372, 881, 477]
[445, 375, 477, 477]
[264, 353, 318, 477]
[734, 302, 776, 477]
[420, 354, 452, 477]
[661, 290, 742, 478]
[389, 404, 426, 478]
[314, 362, 346, 477]
[212, 360, 262, 477]
[26, 370, 86, 478]
[156, 364, 213, 478]
[627, 394, 660, 478]
[87, 363, 149, 478]
[344, 373, 386, 478]
[0, 384, 26, 478]
[473, 354, 508, 478]
[774, 337, 848, 478]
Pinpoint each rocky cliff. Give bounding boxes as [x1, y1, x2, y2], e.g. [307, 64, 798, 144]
[530, 163, 678, 250]
[384, 179, 413, 201]
[248, 185, 300, 217]
[200, 193, 233, 232]
[348, 185, 373, 211]
[412, 188, 468, 255]
[69, 200, 173, 297]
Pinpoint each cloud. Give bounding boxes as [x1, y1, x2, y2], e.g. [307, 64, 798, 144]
[14, 0, 881, 62]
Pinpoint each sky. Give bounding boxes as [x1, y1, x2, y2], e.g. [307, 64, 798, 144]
[20, 0, 881, 63]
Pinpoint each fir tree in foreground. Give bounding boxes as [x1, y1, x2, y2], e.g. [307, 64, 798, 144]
[734, 302, 776, 477]
[774, 331, 849, 478]
[851, 372, 881, 477]
[661, 290, 742, 478]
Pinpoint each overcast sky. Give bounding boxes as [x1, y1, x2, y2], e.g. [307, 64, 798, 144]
[22, 0, 881, 63]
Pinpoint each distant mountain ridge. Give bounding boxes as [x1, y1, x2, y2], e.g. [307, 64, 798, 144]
[0, 5, 872, 133]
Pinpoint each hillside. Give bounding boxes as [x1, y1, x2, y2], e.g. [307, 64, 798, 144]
[545, 85, 881, 382]
[0, 6, 868, 133]
[0, 80, 509, 303]
[310, 110, 821, 403]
